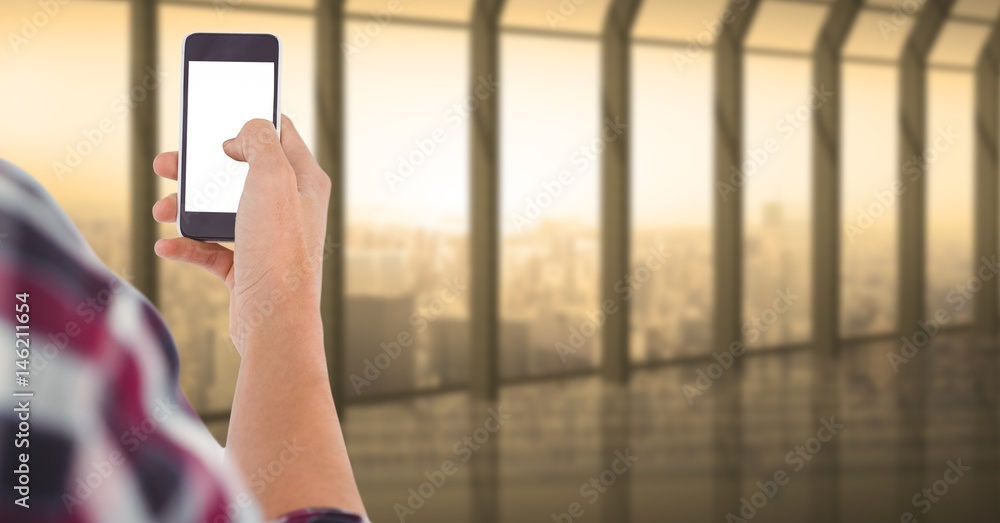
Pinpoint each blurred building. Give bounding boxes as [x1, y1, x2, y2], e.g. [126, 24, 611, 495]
[428, 316, 468, 386]
[345, 293, 416, 398]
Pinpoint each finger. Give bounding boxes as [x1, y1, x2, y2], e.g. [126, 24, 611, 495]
[222, 119, 296, 194]
[154, 238, 234, 283]
[153, 152, 179, 181]
[152, 193, 177, 223]
[279, 115, 327, 193]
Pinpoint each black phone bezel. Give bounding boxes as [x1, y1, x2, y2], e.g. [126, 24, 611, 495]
[178, 32, 279, 242]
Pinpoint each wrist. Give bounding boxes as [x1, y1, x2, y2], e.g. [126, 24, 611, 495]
[232, 303, 324, 354]
[236, 306, 332, 398]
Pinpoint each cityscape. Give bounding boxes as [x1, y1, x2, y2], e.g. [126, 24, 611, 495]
[66, 200, 975, 417]
[62, 203, 989, 522]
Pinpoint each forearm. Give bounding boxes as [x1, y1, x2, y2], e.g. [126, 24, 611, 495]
[226, 309, 365, 519]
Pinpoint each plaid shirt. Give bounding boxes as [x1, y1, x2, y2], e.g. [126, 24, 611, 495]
[0, 159, 366, 523]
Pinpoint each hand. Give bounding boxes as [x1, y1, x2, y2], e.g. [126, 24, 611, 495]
[152, 116, 332, 355]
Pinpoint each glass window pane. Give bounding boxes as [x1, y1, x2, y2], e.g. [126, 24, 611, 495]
[843, 8, 917, 60]
[743, 55, 813, 349]
[180, 0, 316, 10]
[927, 70, 974, 324]
[158, 5, 316, 413]
[630, 44, 713, 362]
[928, 21, 991, 67]
[348, 0, 473, 23]
[633, 0, 729, 43]
[841, 63, 899, 337]
[744, 0, 830, 52]
[951, 0, 1000, 19]
[0, 2, 130, 270]
[345, 23, 469, 396]
[500, 34, 600, 378]
[503, 0, 612, 33]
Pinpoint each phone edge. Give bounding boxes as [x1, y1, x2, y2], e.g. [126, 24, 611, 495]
[176, 32, 282, 243]
[175, 33, 189, 240]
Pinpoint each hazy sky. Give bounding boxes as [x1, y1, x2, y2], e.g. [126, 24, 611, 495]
[0, 0, 983, 234]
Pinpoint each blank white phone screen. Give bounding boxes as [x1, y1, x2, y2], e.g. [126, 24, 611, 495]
[184, 60, 275, 212]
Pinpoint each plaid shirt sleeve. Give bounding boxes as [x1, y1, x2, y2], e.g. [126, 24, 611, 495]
[0, 159, 366, 523]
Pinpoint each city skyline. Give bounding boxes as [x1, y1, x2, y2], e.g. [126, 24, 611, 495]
[66, 201, 978, 415]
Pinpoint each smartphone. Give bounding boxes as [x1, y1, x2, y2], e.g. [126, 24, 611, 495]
[177, 33, 281, 242]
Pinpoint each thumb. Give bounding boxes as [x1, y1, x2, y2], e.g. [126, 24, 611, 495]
[222, 119, 296, 188]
